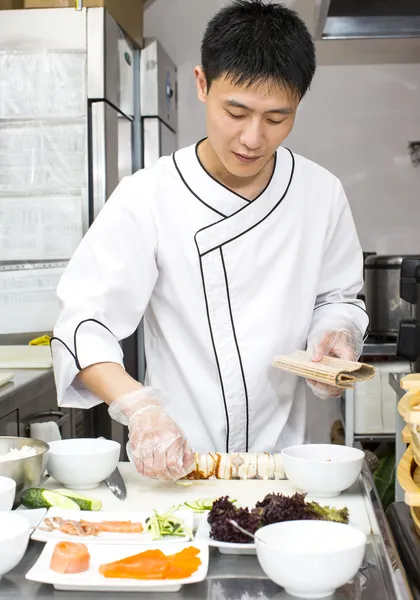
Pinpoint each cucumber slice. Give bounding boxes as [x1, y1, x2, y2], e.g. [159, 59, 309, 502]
[145, 510, 191, 541]
[21, 488, 80, 510]
[53, 489, 102, 511]
[197, 497, 217, 510]
[184, 497, 221, 512]
[184, 501, 203, 511]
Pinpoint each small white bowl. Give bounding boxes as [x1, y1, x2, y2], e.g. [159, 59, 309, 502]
[255, 520, 366, 598]
[282, 444, 364, 497]
[0, 476, 16, 510]
[0, 512, 31, 579]
[46, 438, 121, 490]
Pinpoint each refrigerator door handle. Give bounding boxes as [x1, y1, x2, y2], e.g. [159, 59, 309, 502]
[89, 101, 107, 223]
[88, 101, 120, 223]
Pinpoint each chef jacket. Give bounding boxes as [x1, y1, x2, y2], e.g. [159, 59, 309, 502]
[51, 143, 368, 453]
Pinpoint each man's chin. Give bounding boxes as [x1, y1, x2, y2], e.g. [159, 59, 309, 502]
[224, 157, 265, 179]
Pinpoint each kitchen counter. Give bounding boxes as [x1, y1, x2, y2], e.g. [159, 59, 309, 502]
[0, 540, 408, 600]
[0, 368, 54, 417]
[0, 367, 92, 439]
[387, 502, 420, 599]
[0, 461, 415, 600]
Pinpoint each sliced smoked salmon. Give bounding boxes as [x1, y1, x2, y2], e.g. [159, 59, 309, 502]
[41, 517, 143, 537]
[166, 546, 201, 579]
[50, 541, 90, 574]
[80, 520, 144, 534]
[99, 546, 201, 580]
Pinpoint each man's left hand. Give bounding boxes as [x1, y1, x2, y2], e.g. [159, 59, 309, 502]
[306, 321, 363, 400]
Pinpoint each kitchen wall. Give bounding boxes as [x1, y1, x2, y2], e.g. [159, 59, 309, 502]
[287, 63, 420, 256]
[144, 0, 420, 443]
[145, 0, 420, 257]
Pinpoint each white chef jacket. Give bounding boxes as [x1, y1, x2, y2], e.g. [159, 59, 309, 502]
[51, 142, 368, 454]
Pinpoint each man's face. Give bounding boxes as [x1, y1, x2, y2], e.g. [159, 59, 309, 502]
[195, 69, 300, 178]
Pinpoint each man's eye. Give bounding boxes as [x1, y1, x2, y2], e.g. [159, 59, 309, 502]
[227, 111, 245, 119]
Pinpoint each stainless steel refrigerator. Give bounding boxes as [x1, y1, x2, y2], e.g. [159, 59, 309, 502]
[0, 6, 138, 443]
[0, 10, 178, 452]
[0, 7, 136, 340]
[141, 38, 178, 170]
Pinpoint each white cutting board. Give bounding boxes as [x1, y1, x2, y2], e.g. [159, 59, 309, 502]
[42, 462, 372, 536]
[0, 346, 52, 369]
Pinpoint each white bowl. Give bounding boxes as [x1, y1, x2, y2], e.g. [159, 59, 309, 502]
[0, 512, 31, 578]
[255, 520, 366, 598]
[282, 444, 364, 497]
[46, 438, 121, 490]
[0, 476, 16, 510]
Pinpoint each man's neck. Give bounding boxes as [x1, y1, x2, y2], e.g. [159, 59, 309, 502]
[197, 139, 274, 201]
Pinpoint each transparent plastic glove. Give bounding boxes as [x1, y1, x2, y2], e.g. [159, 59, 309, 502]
[108, 387, 194, 481]
[306, 318, 364, 400]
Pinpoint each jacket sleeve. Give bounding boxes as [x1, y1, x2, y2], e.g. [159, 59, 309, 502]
[51, 173, 158, 409]
[309, 178, 369, 341]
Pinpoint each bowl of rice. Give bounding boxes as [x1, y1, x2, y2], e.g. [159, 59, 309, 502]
[0, 437, 49, 504]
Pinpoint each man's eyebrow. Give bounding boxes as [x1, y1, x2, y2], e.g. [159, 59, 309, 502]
[226, 99, 293, 115]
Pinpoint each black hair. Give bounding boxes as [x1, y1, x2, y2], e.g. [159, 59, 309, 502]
[201, 0, 316, 98]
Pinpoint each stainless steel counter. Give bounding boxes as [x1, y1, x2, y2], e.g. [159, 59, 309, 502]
[0, 367, 92, 440]
[0, 368, 54, 417]
[0, 463, 414, 600]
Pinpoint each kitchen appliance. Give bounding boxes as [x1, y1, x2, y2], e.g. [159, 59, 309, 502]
[397, 258, 420, 373]
[0, 7, 135, 447]
[140, 38, 178, 169]
[365, 255, 417, 339]
[357, 251, 376, 303]
[0, 7, 135, 336]
[314, 0, 420, 40]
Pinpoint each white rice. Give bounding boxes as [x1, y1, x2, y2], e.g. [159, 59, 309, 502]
[0, 446, 36, 462]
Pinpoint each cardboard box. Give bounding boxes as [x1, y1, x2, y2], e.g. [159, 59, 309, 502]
[0, 0, 24, 8]
[17, 0, 144, 48]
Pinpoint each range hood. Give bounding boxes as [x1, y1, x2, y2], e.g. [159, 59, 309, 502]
[317, 0, 420, 40]
[287, 0, 420, 64]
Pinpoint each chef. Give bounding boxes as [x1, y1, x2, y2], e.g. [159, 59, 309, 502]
[51, 0, 368, 481]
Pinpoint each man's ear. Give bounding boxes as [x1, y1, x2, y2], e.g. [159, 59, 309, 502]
[194, 66, 208, 103]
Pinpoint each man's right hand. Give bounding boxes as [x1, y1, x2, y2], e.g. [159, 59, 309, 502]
[108, 387, 195, 481]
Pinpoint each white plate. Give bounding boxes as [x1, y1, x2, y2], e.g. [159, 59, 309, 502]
[31, 508, 194, 545]
[25, 540, 209, 592]
[195, 512, 256, 555]
[15, 507, 48, 529]
[195, 493, 369, 556]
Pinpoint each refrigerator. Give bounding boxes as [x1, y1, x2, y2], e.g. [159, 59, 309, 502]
[0, 7, 135, 340]
[0, 7, 139, 443]
[0, 9, 178, 452]
[140, 38, 178, 169]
